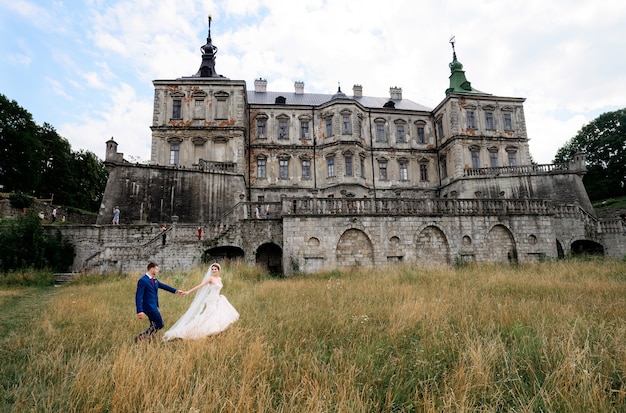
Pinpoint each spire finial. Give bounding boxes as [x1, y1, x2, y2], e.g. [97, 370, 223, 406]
[449, 35, 456, 60]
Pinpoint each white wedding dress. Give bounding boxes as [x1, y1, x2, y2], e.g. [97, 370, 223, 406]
[163, 279, 239, 341]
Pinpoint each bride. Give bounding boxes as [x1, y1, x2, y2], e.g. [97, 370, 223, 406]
[163, 263, 239, 341]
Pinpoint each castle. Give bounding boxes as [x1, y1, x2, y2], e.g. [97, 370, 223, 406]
[71, 17, 624, 275]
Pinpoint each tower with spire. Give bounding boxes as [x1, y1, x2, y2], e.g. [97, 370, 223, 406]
[193, 15, 226, 78]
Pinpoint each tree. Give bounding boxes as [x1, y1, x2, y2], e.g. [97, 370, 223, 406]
[0, 94, 43, 193]
[68, 150, 109, 212]
[553, 108, 626, 201]
[0, 94, 108, 212]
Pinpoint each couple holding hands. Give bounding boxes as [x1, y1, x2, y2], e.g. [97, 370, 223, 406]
[134, 262, 239, 342]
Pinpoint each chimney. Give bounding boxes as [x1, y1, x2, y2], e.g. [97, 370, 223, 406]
[353, 84, 363, 97]
[294, 81, 304, 94]
[390, 86, 402, 100]
[254, 78, 267, 92]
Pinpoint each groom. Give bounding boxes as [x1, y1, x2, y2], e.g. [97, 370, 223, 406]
[135, 262, 183, 342]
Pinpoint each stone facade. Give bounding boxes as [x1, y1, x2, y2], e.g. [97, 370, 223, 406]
[69, 20, 624, 275]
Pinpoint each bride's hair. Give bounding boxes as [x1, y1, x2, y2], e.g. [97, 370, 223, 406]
[210, 263, 221, 271]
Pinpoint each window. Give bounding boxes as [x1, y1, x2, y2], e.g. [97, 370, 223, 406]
[490, 151, 498, 167]
[257, 158, 266, 179]
[397, 125, 405, 143]
[169, 144, 179, 165]
[399, 162, 408, 181]
[358, 118, 363, 138]
[345, 156, 353, 177]
[327, 158, 335, 177]
[360, 157, 366, 178]
[376, 123, 386, 142]
[342, 115, 351, 134]
[279, 159, 289, 179]
[301, 121, 310, 139]
[417, 126, 425, 144]
[508, 151, 517, 166]
[257, 195, 265, 203]
[194, 99, 204, 119]
[215, 91, 228, 119]
[471, 150, 480, 169]
[420, 163, 428, 182]
[485, 112, 494, 130]
[326, 118, 333, 137]
[278, 120, 288, 140]
[467, 111, 476, 129]
[379, 161, 388, 180]
[302, 159, 311, 180]
[504, 113, 513, 131]
[437, 120, 444, 138]
[441, 157, 447, 178]
[257, 119, 266, 138]
[172, 99, 182, 119]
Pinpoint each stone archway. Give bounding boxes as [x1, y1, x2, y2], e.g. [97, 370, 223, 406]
[571, 239, 604, 256]
[415, 226, 449, 265]
[485, 224, 517, 263]
[256, 243, 283, 275]
[336, 228, 374, 268]
[202, 246, 244, 264]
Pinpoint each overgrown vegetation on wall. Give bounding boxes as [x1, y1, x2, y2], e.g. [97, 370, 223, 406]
[0, 209, 75, 275]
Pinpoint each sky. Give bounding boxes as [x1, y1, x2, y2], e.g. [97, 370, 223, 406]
[1, 0, 625, 164]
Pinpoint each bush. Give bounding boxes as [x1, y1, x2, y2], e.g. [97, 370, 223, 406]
[0, 208, 75, 275]
[8, 192, 33, 210]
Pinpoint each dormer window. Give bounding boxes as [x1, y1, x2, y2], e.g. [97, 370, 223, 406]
[275, 96, 286, 104]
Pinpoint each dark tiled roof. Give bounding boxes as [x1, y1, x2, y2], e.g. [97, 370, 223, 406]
[247, 91, 432, 112]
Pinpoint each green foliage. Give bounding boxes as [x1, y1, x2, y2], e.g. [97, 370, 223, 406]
[0, 94, 108, 212]
[0, 94, 43, 193]
[8, 191, 33, 209]
[554, 108, 626, 201]
[0, 209, 75, 273]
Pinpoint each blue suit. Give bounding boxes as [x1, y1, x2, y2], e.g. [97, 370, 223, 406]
[135, 274, 177, 341]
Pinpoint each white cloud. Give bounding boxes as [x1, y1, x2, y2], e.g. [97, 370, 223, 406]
[2, 0, 625, 165]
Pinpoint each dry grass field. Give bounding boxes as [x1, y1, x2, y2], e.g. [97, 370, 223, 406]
[1, 259, 626, 412]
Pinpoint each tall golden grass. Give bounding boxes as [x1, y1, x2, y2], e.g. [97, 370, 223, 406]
[2, 259, 626, 412]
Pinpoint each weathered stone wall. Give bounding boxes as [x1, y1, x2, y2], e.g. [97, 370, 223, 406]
[96, 164, 246, 225]
[442, 173, 594, 213]
[281, 213, 559, 276]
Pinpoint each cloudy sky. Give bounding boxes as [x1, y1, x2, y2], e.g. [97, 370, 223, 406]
[1, 0, 624, 164]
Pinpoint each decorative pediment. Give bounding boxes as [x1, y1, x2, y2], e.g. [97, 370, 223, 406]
[463, 104, 477, 110]
[191, 90, 207, 98]
[213, 136, 229, 143]
[482, 104, 496, 111]
[167, 137, 183, 144]
[394, 118, 407, 125]
[505, 145, 518, 153]
[488, 146, 498, 153]
[468, 144, 480, 152]
[255, 113, 269, 120]
[501, 105, 514, 112]
[191, 136, 207, 146]
[214, 90, 229, 100]
[414, 119, 427, 126]
[169, 91, 185, 98]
